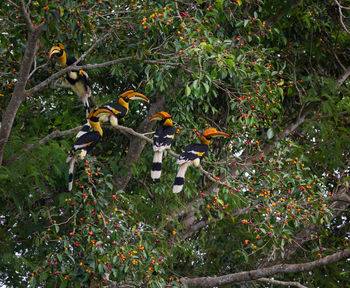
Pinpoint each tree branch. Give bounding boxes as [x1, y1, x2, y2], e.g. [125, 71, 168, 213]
[26, 56, 138, 96]
[257, 277, 308, 288]
[335, 66, 350, 89]
[334, 0, 350, 34]
[19, 0, 33, 32]
[0, 18, 44, 165]
[180, 249, 350, 287]
[4, 126, 83, 165]
[111, 95, 165, 190]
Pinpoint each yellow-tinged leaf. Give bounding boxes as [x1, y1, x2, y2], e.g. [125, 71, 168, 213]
[59, 6, 64, 17]
[237, 0, 242, 6]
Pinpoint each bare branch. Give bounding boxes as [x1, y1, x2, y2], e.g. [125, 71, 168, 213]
[8, 0, 19, 9]
[19, 0, 33, 32]
[180, 249, 350, 287]
[110, 123, 233, 189]
[334, 0, 350, 34]
[258, 278, 308, 288]
[26, 56, 138, 96]
[0, 20, 44, 165]
[335, 66, 350, 89]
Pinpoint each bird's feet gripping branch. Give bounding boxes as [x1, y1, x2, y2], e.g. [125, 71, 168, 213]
[149, 112, 175, 180]
[173, 128, 230, 193]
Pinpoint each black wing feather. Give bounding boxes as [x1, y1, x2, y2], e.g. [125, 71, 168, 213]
[178, 143, 208, 162]
[154, 125, 175, 148]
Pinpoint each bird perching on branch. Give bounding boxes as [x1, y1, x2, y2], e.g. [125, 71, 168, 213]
[149, 112, 175, 180]
[76, 90, 149, 138]
[66, 107, 115, 191]
[173, 128, 230, 193]
[49, 43, 91, 116]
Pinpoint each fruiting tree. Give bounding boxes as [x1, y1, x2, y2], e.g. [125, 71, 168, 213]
[0, 0, 350, 287]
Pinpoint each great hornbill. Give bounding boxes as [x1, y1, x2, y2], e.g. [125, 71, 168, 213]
[66, 107, 115, 191]
[49, 43, 91, 116]
[149, 112, 175, 180]
[76, 90, 149, 138]
[173, 128, 230, 193]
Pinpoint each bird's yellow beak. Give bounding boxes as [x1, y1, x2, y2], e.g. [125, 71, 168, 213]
[202, 128, 230, 138]
[88, 107, 115, 119]
[49, 46, 61, 59]
[127, 92, 149, 103]
[149, 111, 171, 122]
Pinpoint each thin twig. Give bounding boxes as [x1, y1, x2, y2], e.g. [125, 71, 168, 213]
[258, 277, 308, 288]
[334, 0, 350, 34]
[4, 125, 83, 165]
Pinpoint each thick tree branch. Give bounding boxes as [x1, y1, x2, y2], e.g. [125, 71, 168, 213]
[19, 0, 33, 32]
[180, 249, 350, 287]
[0, 18, 44, 165]
[257, 277, 308, 288]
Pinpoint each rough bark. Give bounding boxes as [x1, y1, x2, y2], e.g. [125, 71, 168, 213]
[180, 249, 350, 287]
[0, 18, 43, 165]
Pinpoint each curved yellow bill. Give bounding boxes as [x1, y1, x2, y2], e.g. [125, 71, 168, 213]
[149, 111, 171, 121]
[49, 46, 61, 59]
[202, 128, 230, 138]
[88, 107, 115, 119]
[127, 92, 149, 103]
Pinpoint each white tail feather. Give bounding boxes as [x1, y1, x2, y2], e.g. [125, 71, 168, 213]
[173, 162, 191, 193]
[176, 162, 190, 178]
[153, 151, 163, 164]
[151, 151, 163, 179]
[68, 157, 76, 191]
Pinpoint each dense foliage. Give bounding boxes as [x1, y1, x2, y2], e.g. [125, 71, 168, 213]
[0, 0, 349, 287]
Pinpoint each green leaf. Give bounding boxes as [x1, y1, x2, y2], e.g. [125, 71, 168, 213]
[202, 82, 210, 93]
[267, 128, 274, 139]
[185, 85, 191, 96]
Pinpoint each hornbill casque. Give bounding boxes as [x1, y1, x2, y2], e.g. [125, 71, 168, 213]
[149, 112, 175, 180]
[66, 107, 115, 191]
[49, 43, 91, 116]
[76, 90, 149, 138]
[173, 128, 230, 193]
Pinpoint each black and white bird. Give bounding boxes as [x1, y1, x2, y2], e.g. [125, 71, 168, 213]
[149, 112, 175, 180]
[76, 90, 149, 138]
[49, 43, 91, 116]
[66, 107, 115, 191]
[173, 128, 230, 193]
